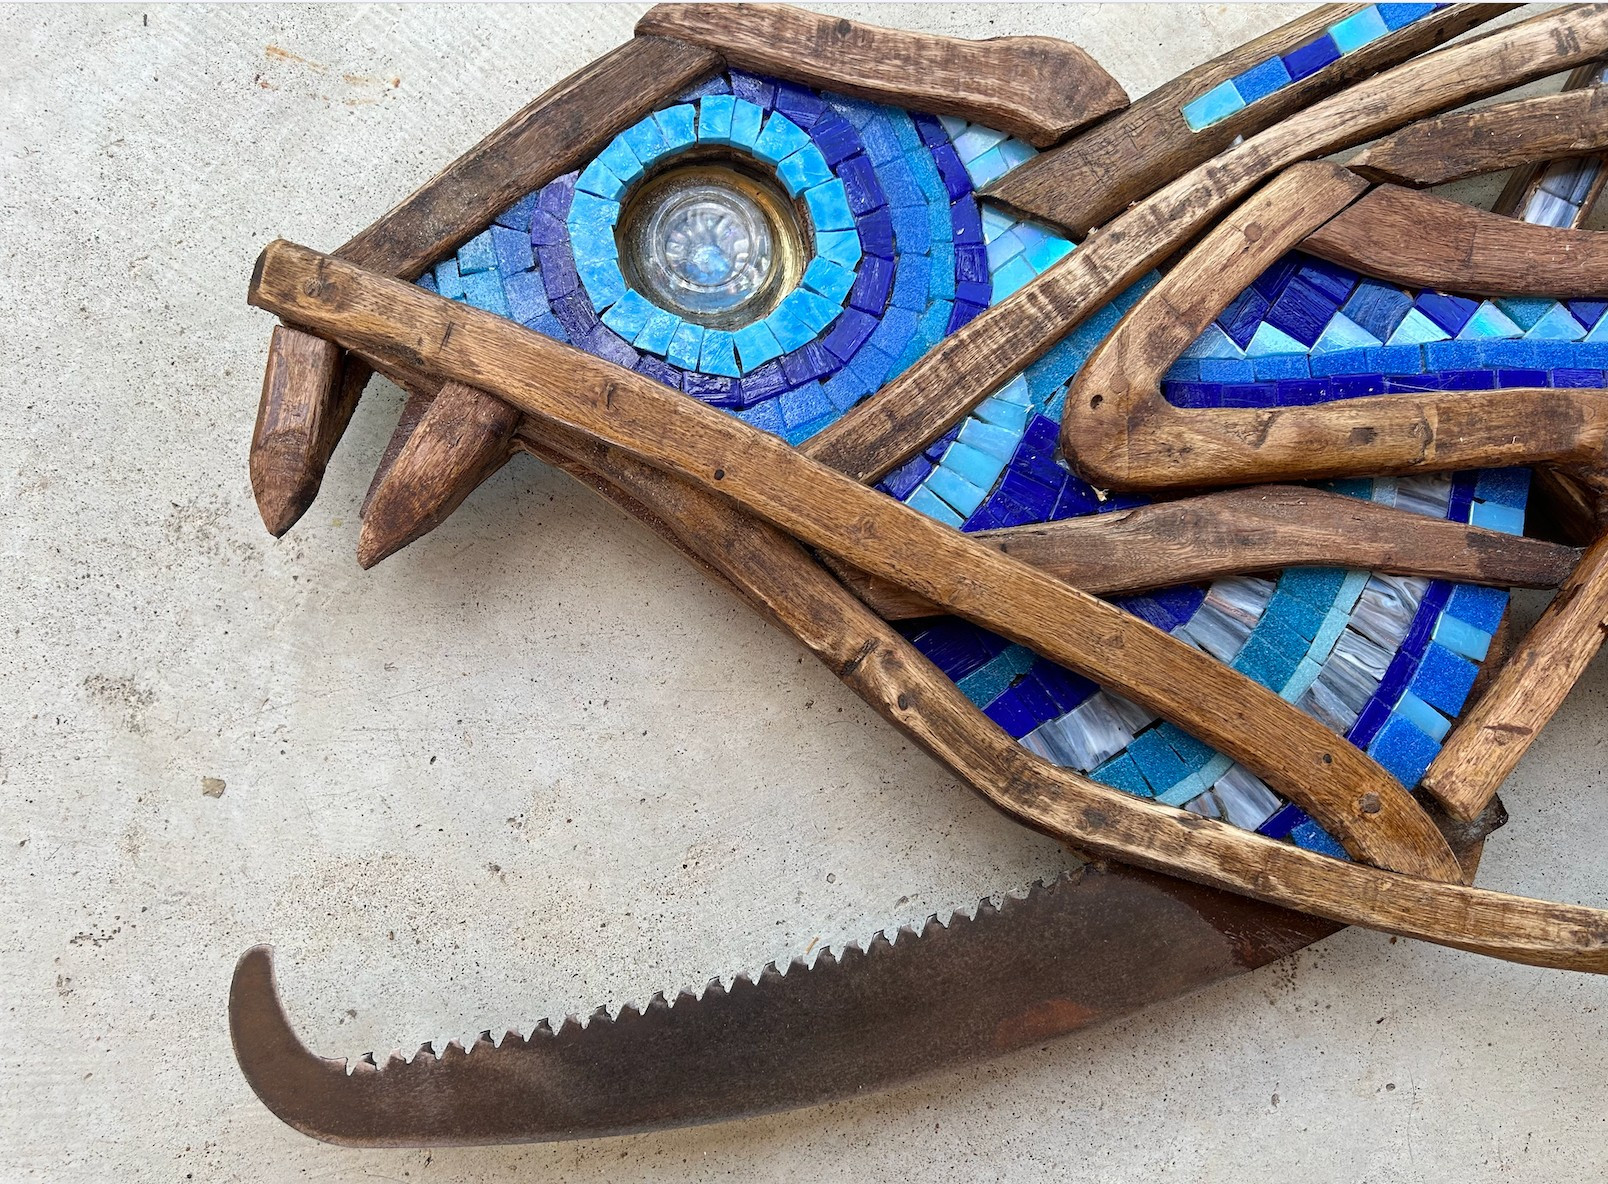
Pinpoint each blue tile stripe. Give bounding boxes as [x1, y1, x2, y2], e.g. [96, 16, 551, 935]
[1182, 5, 1446, 131]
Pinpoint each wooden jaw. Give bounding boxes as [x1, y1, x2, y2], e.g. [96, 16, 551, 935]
[982, 4, 1510, 235]
[799, 4, 1608, 486]
[1061, 163, 1608, 494]
[634, 3, 1129, 149]
[250, 238, 1468, 885]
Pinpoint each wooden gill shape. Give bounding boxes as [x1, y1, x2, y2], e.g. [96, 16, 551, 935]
[830, 487, 1580, 621]
[247, 34, 721, 542]
[1061, 164, 1608, 493]
[492, 412, 1608, 974]
[799, 3, 1608, 486]
[250, 238, 1463, 884]
[634, 2, 1128, 149]
[1348, 84, 1608, 189]
[982, 4, 1510, 236]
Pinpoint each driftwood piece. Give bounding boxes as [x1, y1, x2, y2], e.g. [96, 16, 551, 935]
[1062, 164, 1608, 493]
[250, 239, 1469, 883]
[801, 4, 1608, 485]
[250, 327, 368, 537]
[634, 2, 1127, 149]
[356, 382, 521, 569]
[361, 386, 437, 519]
[1302, 183, 1608, 297]
[833, 487, 1581, 621]
[1494, 61, 1608, 225]
[1422, 534, 1608, 823]
[1349, 85, 1608, 189]
[489, 416, 1608, 974]
[984, 4, 1506, 235]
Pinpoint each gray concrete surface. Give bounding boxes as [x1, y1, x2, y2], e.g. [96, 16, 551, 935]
[3, 3, 1606, 1180]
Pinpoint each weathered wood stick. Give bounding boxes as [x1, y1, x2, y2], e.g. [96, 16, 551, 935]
[1303, 183, 1608, 297]
[361, 385, 437, 520]
[1349, 85, 1608, 189]
[250, 327, 368, 537]
[250, 238, 1464, 883]
[831, 487, 1581, 620]
[984, 4, 1506, 234]
[247, 36, 720, 541]
[1063, 164, 1608, 493]
[509, 414, 1608, 974]
[634, 2, 1127, 148]
[1494, 61, 1608, 224]
[801, 4, 1608, 485]
[356, 382, 521, 569]
[1422, 533, 1608, 823]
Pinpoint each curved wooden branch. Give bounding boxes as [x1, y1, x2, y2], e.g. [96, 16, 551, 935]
[1303, 184, 1608, 297]
[800, 4, 1608, 485]
[512, 415, 1608, 975]
[1061, 164, 1608, 493]
[1423, 533, 1608, 823]
[1350, 85, 1608, 189]
[634, 2, 1128, 148]
[832, 487, 1581, 620]
[985, 4, 1507, 235]
[250, 238, 1466, 884]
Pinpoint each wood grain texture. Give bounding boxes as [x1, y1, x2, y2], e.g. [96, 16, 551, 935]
[249, 239, 1464, 884]
[1494, 60, 1608, 222]
[833, 486, 1581, 621]
[801, 4, 1608, 485]
[634, 2, 1127, 148]
[1423, 533, 1608, 823]
[1350, 85, 1608, 188]
[250, 326, 368, 537]
[1303, 183, 1608, 297]
[356, 381, 520, 569]
[984, 4, 1507, 235]
[1062, 164, 1608, 492]
[361, 385, 438, 520]
[503, 416, 1608, 974]
[335, 36, 720, 279]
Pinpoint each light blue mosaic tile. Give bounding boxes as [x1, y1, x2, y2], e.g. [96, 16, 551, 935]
[653, 103, 698, 153]
[634, 307, 681, 355]
[940, 441, 1007, 490]
[801, 257, 856, 305]
[1432, 614, 1492, 662]
[1394, 690, 1451, 742]
[752, 113, 810, 165]
[907, 485, 964, 527]
[729, 98, 765, 149]
[667, 321, 705, 369]
[733, 320, 784, 370]
[1183, 79, 1246, 131]
[777, 144, 833, 196]
[699, 329, 740, 377]
[697, 94, 734, 143]
[817, 229, 863, 268]
[458, 228, 498, 275]
[600, 288, 655, 339]
[1328, 6, 1389, 53]
[805, 180, 854, 231]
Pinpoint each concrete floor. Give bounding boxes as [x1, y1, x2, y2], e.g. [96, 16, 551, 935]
[3, 3, 1606, 1180]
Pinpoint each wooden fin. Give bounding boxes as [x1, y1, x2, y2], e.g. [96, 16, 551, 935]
[519, 416, 1608, 975]
[634, 2, 1127, 148]
[801, 4, 1608, 485]
[831, 486, 1581, 620]
[1062, 164, 1608, 493]
[250, 326, 369, 537]
[1350, 85, 1608, 189]
[985, 4, 1506, 234]
[1423, 533, 1608, 823]
[250, 238, 1466, 884]
[335, 36, 720, 279]
[356, 382, 520, 569]
[1303, 183, 1608, 297]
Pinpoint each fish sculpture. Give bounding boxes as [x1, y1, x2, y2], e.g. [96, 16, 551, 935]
[235, 1, 1608, 1145]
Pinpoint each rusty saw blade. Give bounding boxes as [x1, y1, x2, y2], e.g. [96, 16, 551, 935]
[231, 861, 1344, 1146]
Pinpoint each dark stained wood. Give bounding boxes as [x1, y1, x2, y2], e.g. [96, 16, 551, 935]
[1350, 86, 1608, 188]
[1423, 533, 1608, 823]
[801, 5, 1608, 484]
[984, 5, 1510, 236]
[1062, 164, 1608, 493]
[356, 381, 521, 569]
[831, 486, 1581, 621]
[634, 2, 1127, 149]
[335, 36, 721, 279]
[500, 416, 1608, 974]
[361, 385, 438, 520]
[250, 239, 1466, 884]
[1303, 184, 1608, 297]
[250, 327, 369, 537]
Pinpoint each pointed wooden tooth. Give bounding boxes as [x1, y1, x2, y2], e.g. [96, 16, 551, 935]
[250, 326, 369, 537]
[356, 381, 520, 568]
[360, 385, 438, 520]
